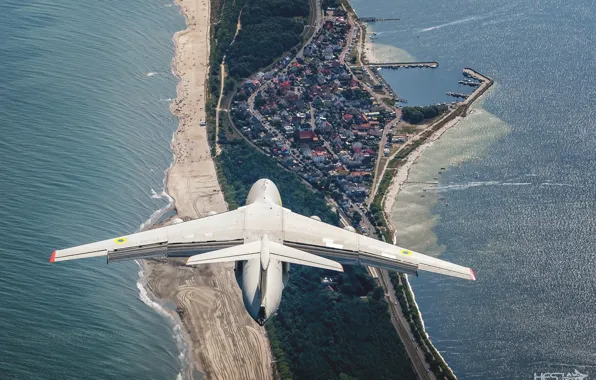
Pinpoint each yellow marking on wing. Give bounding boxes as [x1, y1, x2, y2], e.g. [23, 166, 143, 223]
[115, 237, 128, 244]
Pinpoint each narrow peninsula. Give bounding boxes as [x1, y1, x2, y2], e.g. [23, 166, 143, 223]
[144, 0, 493, 378]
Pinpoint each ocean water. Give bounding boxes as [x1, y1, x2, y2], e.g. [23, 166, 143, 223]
[351, 0, 596, 378]
[0, 1, 187, 379]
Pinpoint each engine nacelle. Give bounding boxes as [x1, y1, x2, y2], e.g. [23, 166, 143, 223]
[282, 262, 290, 286]
[310, 216, 321, 221]
[234, 261, 244, 288]
[171, 217, 184, 225]
[208, 211, 217, 216]
[343, 226, 356, 232]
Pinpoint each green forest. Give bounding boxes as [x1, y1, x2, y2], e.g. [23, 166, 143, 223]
[268, 265, 417, 380]
[401, 104, 448, 124]
[210, 0, 309, 85]
[218, 141, 338, 224]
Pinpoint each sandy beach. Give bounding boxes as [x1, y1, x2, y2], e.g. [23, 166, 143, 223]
[382, 115, 464, 217]
[363, 32, 415, 64]
[144, 0, 273, 378]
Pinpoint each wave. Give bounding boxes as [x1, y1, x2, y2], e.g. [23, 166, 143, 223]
[432, 181, 532, 192]
[139, 163, 174, 231]
[540, 182, 573, 187]
[419, 16, 484, 33]
[160, 97, 173, 102]
[146, 72, 159, 77]
[136, 263, 190, 380]
[151, 187, 170, 199]
[501, 182, 532, 186]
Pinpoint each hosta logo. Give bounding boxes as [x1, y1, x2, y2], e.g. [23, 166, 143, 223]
[534, 369, 588, 380]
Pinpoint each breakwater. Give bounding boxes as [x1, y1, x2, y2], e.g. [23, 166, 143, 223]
[362, 61, 439, 69]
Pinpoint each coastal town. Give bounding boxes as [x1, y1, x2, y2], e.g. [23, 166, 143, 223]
[228, 7, 490, 236]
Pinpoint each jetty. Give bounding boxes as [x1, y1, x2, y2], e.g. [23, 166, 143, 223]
[446, 92, 469, 99]
[357, 61, 439, 69]
[460, 68, 493, 110]
[458, 80, 481, 87]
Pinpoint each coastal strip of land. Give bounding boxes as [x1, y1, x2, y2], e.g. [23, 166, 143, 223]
[144, 0, 273, 378]
[375, 69, 494, 379]
[219, 1, 493, 376]
[143, 0, 492, 377]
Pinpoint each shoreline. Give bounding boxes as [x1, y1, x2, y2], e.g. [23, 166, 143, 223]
[377, 78, 493, 380]
[353, 9, 493, 376]
[143, 0, 273, 378]
[382, 113, 465, 215]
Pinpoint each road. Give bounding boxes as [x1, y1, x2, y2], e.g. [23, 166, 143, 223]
[378, 269, 435, 380]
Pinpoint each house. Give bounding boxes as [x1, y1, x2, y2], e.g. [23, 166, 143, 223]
[312, 151, 328, 163]
[393, 135, 407, 143]
[296, 130, 316, 143]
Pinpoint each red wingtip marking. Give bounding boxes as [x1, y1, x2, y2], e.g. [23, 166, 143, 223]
[469, 268, 476, 281]
[50, 251, 56, 263]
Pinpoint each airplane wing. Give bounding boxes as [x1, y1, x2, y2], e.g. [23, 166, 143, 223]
[281, 209, 475, 281]
[51, 209, 246, 263]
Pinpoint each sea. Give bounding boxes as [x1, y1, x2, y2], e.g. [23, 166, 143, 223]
[0, 0, 187, 379]
[350, 0, 596, 378]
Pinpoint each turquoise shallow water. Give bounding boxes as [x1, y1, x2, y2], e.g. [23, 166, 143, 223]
[0, 0, 186, 378]
[350, 0, 596, 378]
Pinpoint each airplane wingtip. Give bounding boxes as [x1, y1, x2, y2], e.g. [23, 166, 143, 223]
[469, 268, 476, 281]
[50, 251, 56, 263]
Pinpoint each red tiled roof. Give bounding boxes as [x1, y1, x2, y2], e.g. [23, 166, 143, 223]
[299, 131, 316, 140]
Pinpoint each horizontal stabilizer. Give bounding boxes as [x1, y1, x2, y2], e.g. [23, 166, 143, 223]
[186, 241, 260, 266]
[270, 242, 343, 272]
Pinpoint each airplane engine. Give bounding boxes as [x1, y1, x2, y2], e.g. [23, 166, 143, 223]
[208, 211, 217, 216]
[343, 226, 356, 232]
[310, 216, 321, 221]
[234, 261, 243, 288]
[282, 262, 290, 286]
[171, 218, 184, 225]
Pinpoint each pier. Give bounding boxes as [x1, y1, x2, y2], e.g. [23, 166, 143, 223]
[446, 92, 469, 99]
[458, 80, 481, 87]
[357, 61, 439, 69]
[358, 17, 400, 22]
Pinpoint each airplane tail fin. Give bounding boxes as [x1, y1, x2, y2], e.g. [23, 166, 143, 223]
[269, 242, 343, 272]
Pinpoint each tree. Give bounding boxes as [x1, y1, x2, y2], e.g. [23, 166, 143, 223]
[372, 286, 384, 301]
[352, 212, 362, 225]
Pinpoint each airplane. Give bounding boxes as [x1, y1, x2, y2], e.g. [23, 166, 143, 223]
[51, 179, 475, 325]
